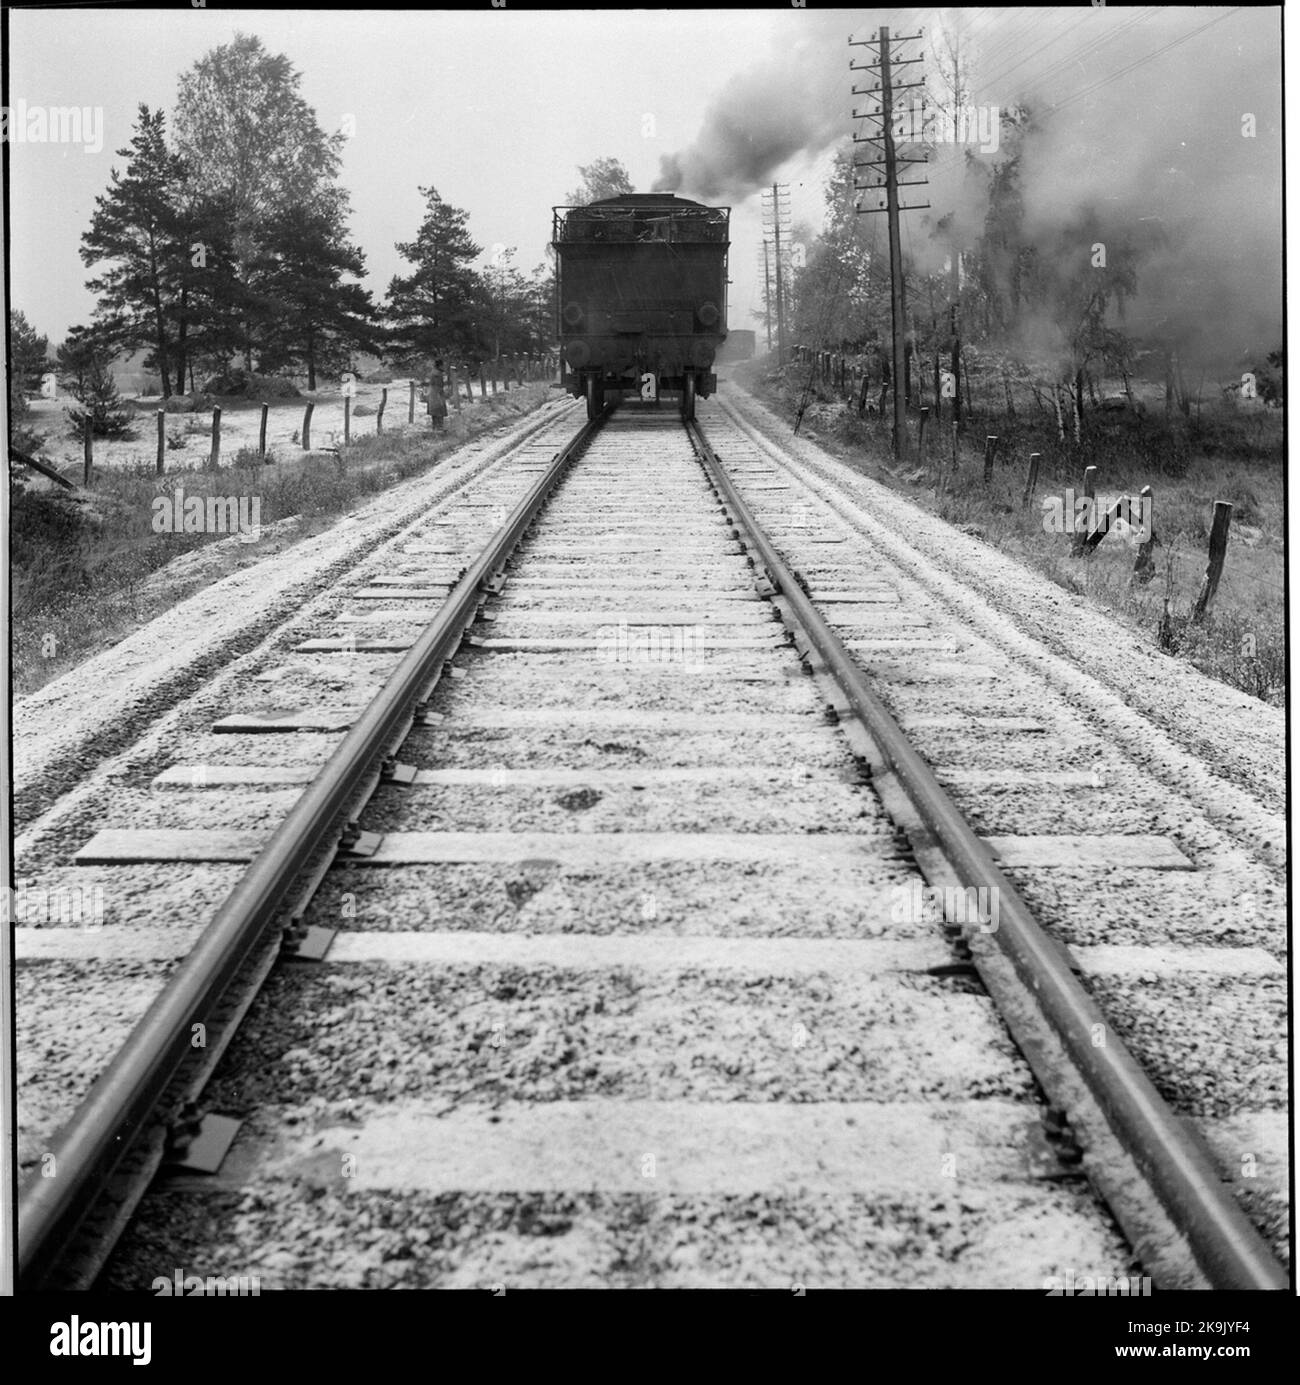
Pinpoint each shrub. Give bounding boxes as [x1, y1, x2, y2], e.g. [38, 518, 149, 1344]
[163, 392, 216, 413]
[246, 373, 300, 400]
[65, 360, 136, 439]
[200, 368, 299, 400]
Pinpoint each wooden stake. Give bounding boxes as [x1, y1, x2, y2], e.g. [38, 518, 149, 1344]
[1073, 465, 1097, 556]
[209, 406, 222, 470]
[1192, 502, 1232, 623]
[377, 388, 387, 435]
[344, 395, 351, 444]
[302, 401, 314, 450]
[408, 380, 415, 423]
[83, 416, 93, 485]
[156, 409, 165, 475]
[1021, 452, 1041, 507]
[983, 435, 997, 485]
[1132, 485, 1157, 584]
[258, 403, 268, 459]
[479, 365, 487, 399]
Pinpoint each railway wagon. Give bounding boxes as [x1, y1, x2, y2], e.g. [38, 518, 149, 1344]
[552, 193, 730, 420]
[716, 328, 755, 364]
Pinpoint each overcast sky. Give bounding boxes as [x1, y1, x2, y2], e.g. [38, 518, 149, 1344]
[5, 6, 1284, 367]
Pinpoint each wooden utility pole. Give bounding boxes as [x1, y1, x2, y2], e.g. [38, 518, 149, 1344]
[851, 25, 928, 459]
[760, 243, 773, 351]
[762, 185, 791, 366]
[937, 24, 966, 426]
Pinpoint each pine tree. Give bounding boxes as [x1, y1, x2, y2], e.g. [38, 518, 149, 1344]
[384, 187, 483, 363]
[9, 309, 50, 398]
[523, 262, 557, 351]
[66, 358, 135, 438]
[80, 106, 190, 397]
[251, 196, 380, 388]
[56, 325, 104, 398]
[9, 310, 50, 451]
[479, 248, 533, 359]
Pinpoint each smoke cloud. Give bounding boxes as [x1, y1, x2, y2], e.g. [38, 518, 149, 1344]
[652, 10, 849, 200]
[655, 8, 1282, 370]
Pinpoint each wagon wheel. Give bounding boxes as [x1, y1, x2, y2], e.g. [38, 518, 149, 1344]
[680, 371, 696, 422]
[585, 375, 604, 420]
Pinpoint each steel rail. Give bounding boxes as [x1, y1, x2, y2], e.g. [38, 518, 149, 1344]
[18, 407, 601, 1288]
[686, 419, 1288, 1291]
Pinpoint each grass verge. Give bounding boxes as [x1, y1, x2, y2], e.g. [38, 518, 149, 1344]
[733, 360, 1284, 707]
[12, 384, 558, 697]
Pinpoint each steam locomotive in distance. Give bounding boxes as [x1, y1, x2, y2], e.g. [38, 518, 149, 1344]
[552, 193, 730, 420]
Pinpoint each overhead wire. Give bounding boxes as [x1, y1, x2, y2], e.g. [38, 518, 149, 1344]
[1050, 7, 1242, 112]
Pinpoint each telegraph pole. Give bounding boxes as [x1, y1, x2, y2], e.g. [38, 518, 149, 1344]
[938, 29, 966, 425]
[759, 243, 774, 351]
[851, 25, 928, 458]
[762, 183, 791, 366]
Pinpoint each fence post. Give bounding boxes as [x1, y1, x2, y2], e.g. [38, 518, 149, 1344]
[1191, 501, 1232, 623]
[951, 420, 958, 474]
[408, 380, 415, 423]
[302, 401, 314, 450]
[344, 395, 351, 444]
[1073, 465, 1097, 556]
[259, 403, 269, 459]
[156, 409, 166, 475]
[1132, 485, 1157, 584]
[377, 387, 387, 434]
[448, 368, 461, 412]
[479, 365, 487, 399]
[983, 435, 997, 485]
[83, 417, 93, 485]
[209, 406, 222, 470]
[1021, 452, 1041, 508]
[918, 405, 929, 463]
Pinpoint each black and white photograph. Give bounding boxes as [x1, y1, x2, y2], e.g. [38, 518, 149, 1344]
[2, 1, 1292, 1333]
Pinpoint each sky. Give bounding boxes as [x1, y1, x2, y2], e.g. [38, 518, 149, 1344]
[3, 6, 1285, 372]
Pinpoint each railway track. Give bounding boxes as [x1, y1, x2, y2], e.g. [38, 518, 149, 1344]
[15, 397, 1288, 1290]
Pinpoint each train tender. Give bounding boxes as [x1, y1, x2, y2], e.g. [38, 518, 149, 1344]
[552, 192, 730, 420]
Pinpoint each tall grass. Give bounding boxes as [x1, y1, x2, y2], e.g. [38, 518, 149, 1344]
[12, 384, 555, 696]
[739, 360, 1284, 706]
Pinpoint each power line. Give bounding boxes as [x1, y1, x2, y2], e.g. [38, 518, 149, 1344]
[959, 13, 1074, 97]
[973, 10, 1098, 101]
[1007, 6, 1160, 101]
[1051, 8, 1242, 113]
